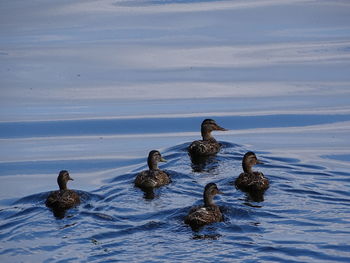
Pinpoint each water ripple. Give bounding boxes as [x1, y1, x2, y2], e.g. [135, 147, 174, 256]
[1, 142, 350, 262]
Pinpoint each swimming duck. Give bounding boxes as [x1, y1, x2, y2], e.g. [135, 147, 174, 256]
[46, 170, 80, 210]
[235, 152, 269, 193]
[185, 183, 223, 229]
[134, 150, 171, 189]
[188, 119, 227, 158]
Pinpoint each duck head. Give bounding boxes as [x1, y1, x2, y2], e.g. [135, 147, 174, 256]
[203, 182, 223, 207]
[242, 151, 263, 173]
[147, 150, 167, 170]
[201, 119, 227, 140]
[57, 170, 73, 190]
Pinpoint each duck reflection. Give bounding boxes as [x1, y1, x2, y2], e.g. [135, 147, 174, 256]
[51, 207, 68, 219]
[192, 234, 221, 240]
[190, 155, 220, 173]
[244, 191, 265, 204]
[142, 188, 156, 200]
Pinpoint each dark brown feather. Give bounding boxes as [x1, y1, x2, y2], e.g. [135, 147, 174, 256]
[46, 190, 80, 210]
[235, 171, 269, 192]
[188, 139, 221, 157]
[185, 205, 223, 229]
[185, 183, 223, 229]
[134, 169, 171, 189]
[188, 119, 227, 158]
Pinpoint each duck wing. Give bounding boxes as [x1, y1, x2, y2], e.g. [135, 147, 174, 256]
[46, 190, 80, 210]
[235, 172, 269, 192]
[135, 170, 171, 188]
[185, 206, 222, 228]
[188, 140, 221, 157]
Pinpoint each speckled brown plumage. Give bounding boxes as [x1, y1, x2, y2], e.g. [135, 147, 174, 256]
[134, 150, 171, 189]
[235, 152, 269, 193]
[188, 119, 227, 158]
[235, 171, 269, 192]
[46, 170, 80, 210]
[188, 139, 222, 157]
[185, 183, 223, 229]
[134, 169, 171, 189]
[46, 189, 80, 210]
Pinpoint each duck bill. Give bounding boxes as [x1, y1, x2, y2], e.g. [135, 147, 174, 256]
[215, 124, 228, 131]
[160, 157, 167, 162]
[256, 159, 264, 165]
[217, 190, 224, 195]
[68, 176, 74, 181]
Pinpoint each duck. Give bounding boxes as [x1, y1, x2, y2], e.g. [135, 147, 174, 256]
[185, 183, 223, 229]
[188, 119, 227, 158]
[46, 170, 80, 210]
[235, 152, 269, 193]
[134, 150, 171, 189]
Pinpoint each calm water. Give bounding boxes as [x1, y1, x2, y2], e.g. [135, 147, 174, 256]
[1, 1, 350, 262]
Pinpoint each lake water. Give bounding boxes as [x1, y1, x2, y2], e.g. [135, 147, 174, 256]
[1, 0, 350, 262]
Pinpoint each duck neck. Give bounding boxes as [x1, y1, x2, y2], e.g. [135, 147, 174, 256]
[242, 162, 253, 173]
[201, 127, 214, 141]
[204, 193, 214, 207]
[148, 159, 158, 171]
[58, 180, 68, 191]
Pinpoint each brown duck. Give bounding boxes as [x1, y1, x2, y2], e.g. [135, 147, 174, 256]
[46, 170, 80, 210]
[134, 150, 171, 189]
[185, 183, 223, 229]
[188, 119, 227, 158]
[235, 152, 269, 193]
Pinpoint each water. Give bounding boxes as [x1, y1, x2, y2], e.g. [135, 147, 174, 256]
[1, 0, 350, 262]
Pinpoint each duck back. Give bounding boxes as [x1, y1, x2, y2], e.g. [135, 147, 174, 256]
[188, 139, 221, 157]
[134, 169, 171, 189]
[46, 190, 80, 210]
[235, 172, 269, 192]
[185, 205, 223, 229]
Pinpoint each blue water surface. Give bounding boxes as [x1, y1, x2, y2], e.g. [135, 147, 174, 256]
[1, 0, 350, 262]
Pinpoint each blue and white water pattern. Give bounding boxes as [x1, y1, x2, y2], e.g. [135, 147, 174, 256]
[1, 1, 350, 262]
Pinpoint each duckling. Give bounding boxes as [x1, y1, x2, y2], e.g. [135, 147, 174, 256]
[134, 150, 171, 189]
[235, 152, 269, 193]
[46, 170, 80, 210]
[188, 119, 227, 158]
[185, 183, 223, 229]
